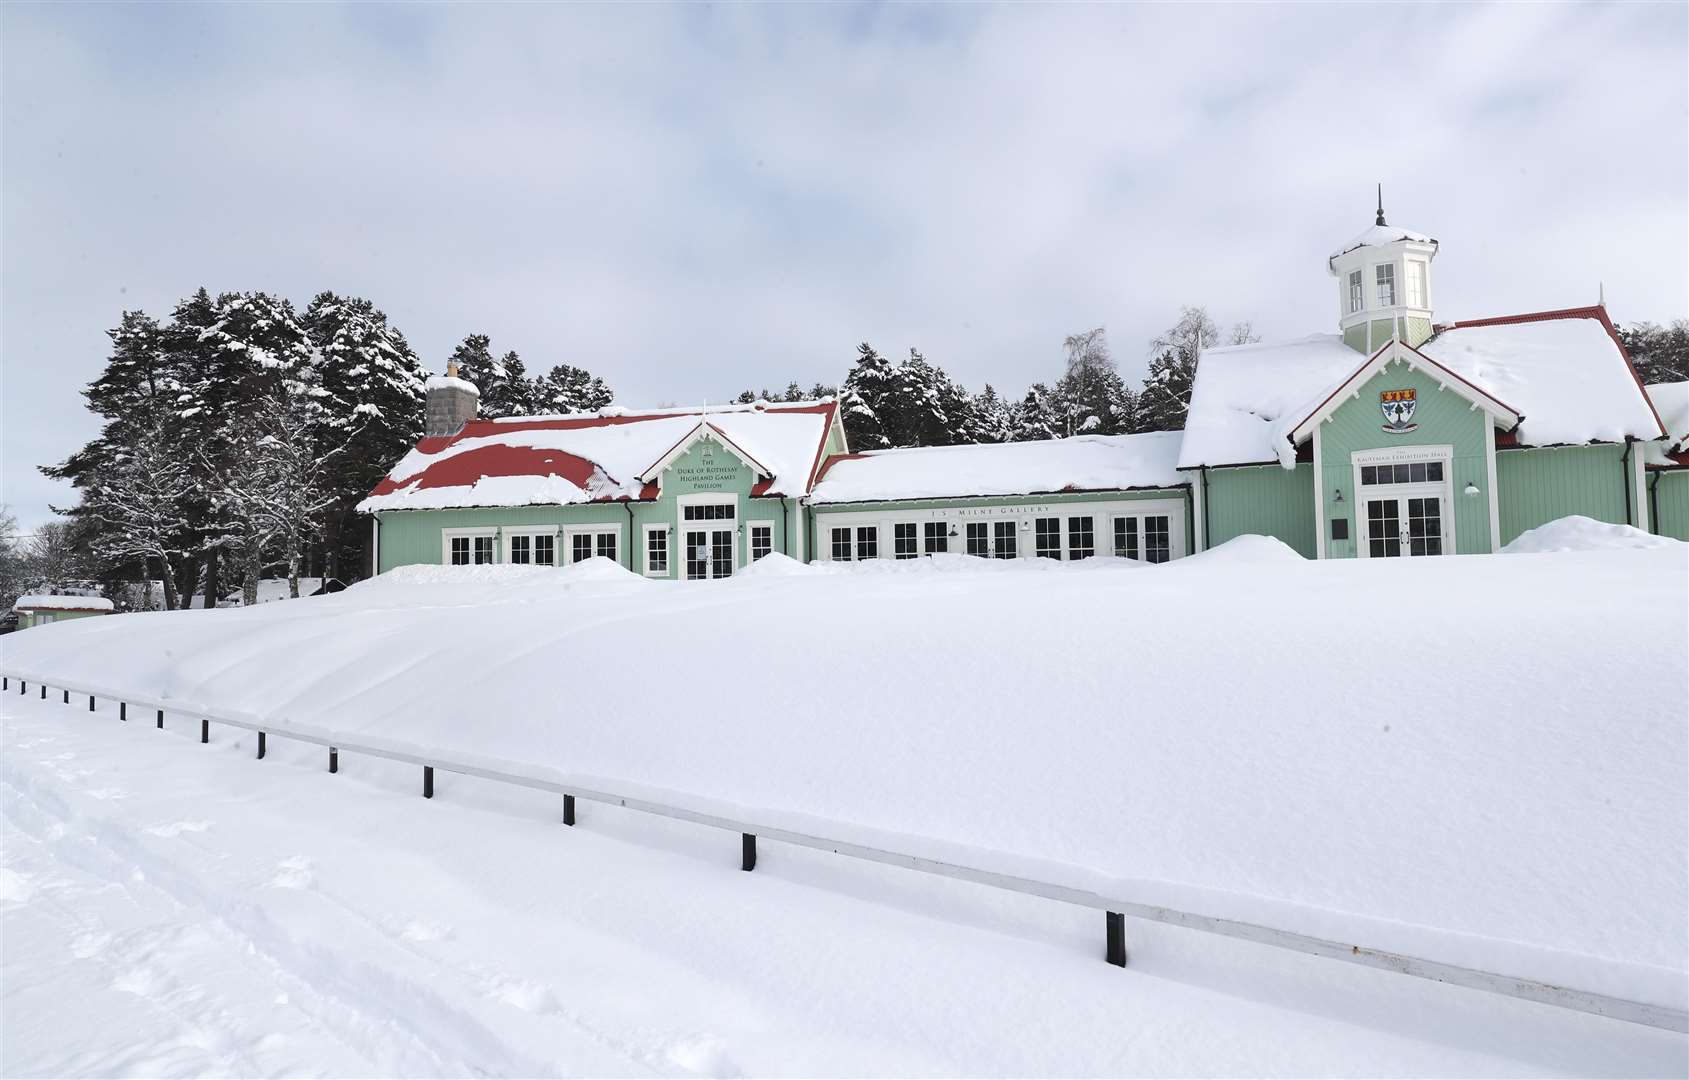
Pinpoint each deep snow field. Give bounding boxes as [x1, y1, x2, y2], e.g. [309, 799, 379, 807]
[3, 528, 1686, 1076]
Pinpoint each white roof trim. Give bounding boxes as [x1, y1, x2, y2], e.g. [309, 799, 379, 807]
[637, 420, 772, 485]
[1287, 341, 1522, 445]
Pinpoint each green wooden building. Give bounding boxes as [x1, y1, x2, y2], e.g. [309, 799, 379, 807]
[361, 203, 1685, 575]
[12, 594, 114, 629]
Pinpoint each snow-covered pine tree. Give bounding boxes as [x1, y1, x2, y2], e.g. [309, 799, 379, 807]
[1052, 327, 1137, 436]
[783, 382, 804, 402]
[1011, 384, 1060, 442]
[735, 390, 758, 404]
[302, 292, 429, 579]
[969, 384, 1012, 443]
[1138, 307, 1223, 433]
[839, 343, 894, 449]
[536, 364, 613, 413]
[79, 414, 197, 610]
[892, 349, 952, 446]
[1620, 320, 1689, 384]
[931, 365, 977, 446]
[449, 333, 498, 401]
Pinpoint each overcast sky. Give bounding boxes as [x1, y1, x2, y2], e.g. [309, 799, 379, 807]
[3, 3, 1685, 531]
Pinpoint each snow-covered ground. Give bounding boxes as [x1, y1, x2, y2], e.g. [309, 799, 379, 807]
[3, 538, 1686, 1075]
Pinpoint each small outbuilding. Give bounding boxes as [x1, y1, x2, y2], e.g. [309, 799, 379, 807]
[12, 594, 115, 629]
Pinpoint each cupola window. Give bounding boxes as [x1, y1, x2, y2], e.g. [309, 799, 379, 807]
[1375, 264, 1396, 307]
[1406, 260, 1427, 307]
[1348, 270, 1363, 313]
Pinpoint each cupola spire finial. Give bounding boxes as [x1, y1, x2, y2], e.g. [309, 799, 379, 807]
[1375, 183, 1387, 227]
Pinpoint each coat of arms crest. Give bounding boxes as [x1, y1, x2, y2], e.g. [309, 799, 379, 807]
[1380, 388, 1419, 434]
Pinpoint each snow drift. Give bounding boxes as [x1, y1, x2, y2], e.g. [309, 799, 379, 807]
[1502, 515, 1684, 555]
[3, 548, 1684, 1013]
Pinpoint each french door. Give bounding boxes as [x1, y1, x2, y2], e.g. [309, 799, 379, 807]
[1365, 495, 1444, 557]
[684, 528, 735, 579]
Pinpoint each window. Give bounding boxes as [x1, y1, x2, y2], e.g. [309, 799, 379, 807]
[450, 536, 471, 565]
[965, 522, 989, 557]
[473, 536, 496, 565]
[572, 533, 593, 564]
[831, 526, 852, 561]
[1406, 497, 1443, 556]
[993, 520, 1018, 559]
[1034, 517, 1061, 559]
[682, 502, 735, 521]
[1360, 461, 1443, 486]
[1367, 499, 1401, 558]
[856, 526, 878, 560]
[645, 528, 669, 576]
[923, 521, 948, 554]
[596, 532, 616, 561]
[36, 613, 56, 624]
[893, 522, 918, 559]
[750, 523, 773, 561]
[1348, 269, 1363, 313]
[1144, 516, 1171, 564]
[1406, 260, 1427, 308]
[1113, 517, 1139, 560]
[509, 534, 531, 564]
[1067, 516, 1095, 560]
[686, 530, 711, 579]
[1375, 263, 1396, 307]
[711, 530, 733, 577]
[534, 534, 555, 566]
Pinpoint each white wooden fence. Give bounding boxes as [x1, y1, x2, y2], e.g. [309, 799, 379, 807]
[3, 666, 1684, 1035]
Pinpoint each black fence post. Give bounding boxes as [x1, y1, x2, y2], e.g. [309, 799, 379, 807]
[40, 684, 47, 699]
[1106, 911, 1127, 967]
[329, 748, 338, 773]
[741, 833, 757, 872]
[257, 732, 266, 759]
[89, 694, 96, 712]
[563, 794, 575, 826]
[156, 709, 163, 730]
[120, 702, 127, 722]
[423, 766, 434, 799]
[200, 718, 209, 744]
[62, 689, 69, 704]
[2, 676, 7, 691]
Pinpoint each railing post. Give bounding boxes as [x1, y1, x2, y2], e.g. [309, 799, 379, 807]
[329, 748, 338, 773]
[40, 684, 47, 699]
[2, 676, 7, 690]
[741, 833, 757, 872]
[89, 694, 96, 712]
[156, 709, 163, 730]
[120, 702, 127, 722]
[257, 732, 266, 759]
[62, 689, 69, 704]
[563, 794, 575, 826]
[200, 718, 209, 744]
[1106, 911, 1127, 967]
[423, 765, 434, 799]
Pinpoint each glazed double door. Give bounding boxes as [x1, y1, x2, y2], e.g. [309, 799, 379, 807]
[684, 528, 735, 579]
[1365, 495, 1444, 557]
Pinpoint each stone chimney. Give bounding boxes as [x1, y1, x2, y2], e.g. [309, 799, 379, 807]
[424, 360, 480, 437]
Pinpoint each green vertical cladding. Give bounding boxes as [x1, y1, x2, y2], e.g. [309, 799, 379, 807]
[1340, 317, 1426, 354]
[1317, 358, 1492, 556]
[377, 504, 634, 572]
[19, 609, 106, 629]
[1203, 463, 1316, 558]
[1405, 316, 1432, 348]
[1496, 444, 1632, 545]
[1651, 470, 1689, 540]
[1343, 325, 1369, 353]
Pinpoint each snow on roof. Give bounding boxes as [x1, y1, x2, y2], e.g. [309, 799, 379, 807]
[1328, 223, 1436, 266]
[424, 374, 479, 394]
[1177, 335, 1363, 469]
[1644, 381, 1689, 455]
[1419, 310, 1663, 447]
[360, 400, 837, 512]
[14, 594, 114, 612]
[1180, 308, 1663, 469]
[810, 432, 1185, 504]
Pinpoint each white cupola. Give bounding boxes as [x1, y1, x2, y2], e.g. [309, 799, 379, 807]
[1327, 186, 1439, 353]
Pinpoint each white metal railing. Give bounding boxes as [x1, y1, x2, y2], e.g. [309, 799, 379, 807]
[2, 666, 1684, 1035]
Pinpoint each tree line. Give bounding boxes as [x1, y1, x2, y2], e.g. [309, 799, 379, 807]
[734, 307, 1259, 450]
[34, 289, 616, 611]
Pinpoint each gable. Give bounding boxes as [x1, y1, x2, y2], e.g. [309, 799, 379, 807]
[1320, 357, 1494, 454]
[659, 434, 758, 497]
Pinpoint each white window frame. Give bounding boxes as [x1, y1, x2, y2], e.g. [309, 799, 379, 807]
[642, 522, 672, 578]
[1108, 509, 1178, 563]
[814, 497, 1187, 563]
[503, 525, 560, 566]
[746, 519, 775, 563]
[442, 526, 499, 566]
[1348, 268, 1364, 314]
[563, 524, 621, 565]
[1351, 444, 1455, 559]
[1405, 259, 1428, 309]
[1375, 262, 1397, 308]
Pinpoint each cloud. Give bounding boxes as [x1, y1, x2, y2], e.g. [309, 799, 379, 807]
[3, 2, 1684, 529]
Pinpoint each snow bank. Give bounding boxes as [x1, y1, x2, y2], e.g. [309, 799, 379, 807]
[3, 549, 1684, 1013]
[1179, 534, 1306, 565]
[11, 594, 114, 612]
[734, 552, 824, 578]
[1501, 516, 1684, 555]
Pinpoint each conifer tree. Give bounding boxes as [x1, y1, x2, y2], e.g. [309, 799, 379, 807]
[536, 364, 613, 413]
[970, 384, 1012, 443]
[839, 343, 894, 449]
[1011, 384, 1060, 442]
